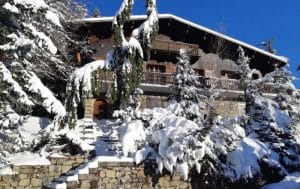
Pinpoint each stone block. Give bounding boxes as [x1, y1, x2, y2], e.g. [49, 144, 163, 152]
[19, 167, 33, 174]
[106, 170, 116, 178]
[49, 165, 61, 173]
[30, 178, 43, 187]
[80, 180, 90, 188]
[179, 182, 190, 189]
[109, 178, 118, 184]
[18, 178, 30, 186]
[99, 171, 105, 178]
[89, 168, 97, 174]
[137, 170, 145, 178]
[78, 174, 89, 180]
[61, 165, 72, 173]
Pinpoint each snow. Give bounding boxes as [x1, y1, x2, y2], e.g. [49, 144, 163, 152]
[0, 33, 32, 52]
[20, 116, 51, 143]
[45, 10, 62, 27]
[128, 36, 144, 58]
[25, 68, 66, 117]
[261, 172, 300, 189]
[135, 146, 155, 164]
[176, 163, 189, 181]
[119, 120, 146, 157]
[13, 0, 48, 11]
[225, 137, 269, 179]
[23, 23, 57, 54]
[0, 62, 34, 106]
[48, 182, 67, 189]
[97, 156, 134, 162]
[9, 152, 50, 166]
[71, 60, 110, 95]
[112, 0, 131, 25]
[0, 166, 14, 175]
[3, 2, 19, 13]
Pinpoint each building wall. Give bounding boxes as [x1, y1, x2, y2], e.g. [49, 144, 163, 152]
[140, 96, 245, 118]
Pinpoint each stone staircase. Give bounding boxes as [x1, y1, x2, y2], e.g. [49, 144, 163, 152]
[46, 120, 124, 189]
[78, 119, 97, 145]
[46, 156, 135, 189]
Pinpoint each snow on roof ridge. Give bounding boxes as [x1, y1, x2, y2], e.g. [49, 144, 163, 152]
[75, 14, 288, 64]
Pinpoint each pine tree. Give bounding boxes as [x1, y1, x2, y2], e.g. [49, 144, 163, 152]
[266, 68, 300, 173]
[238, 47, 300, 182]
[0, 0, 87, 166]
[91, 7, 101, 17]
[110, 0, 159, 110]
[172, 49, 217, 126]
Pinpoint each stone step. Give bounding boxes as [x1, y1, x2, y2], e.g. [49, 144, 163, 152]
[98, 136, 119, 140]
[82, 133, 95, 138]
[47, 181, 67, 189]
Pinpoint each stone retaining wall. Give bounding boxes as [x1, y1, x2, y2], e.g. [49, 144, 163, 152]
[66, 161, 190, 189]
[0, 155, 87, 189]
[0, 156, 191, 189]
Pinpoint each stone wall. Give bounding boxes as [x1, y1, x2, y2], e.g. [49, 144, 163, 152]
[66, 161, 190, 189]
[213, 100, 245, 118]
[0, 156, 191, 189]
[0, 155, 87, 189]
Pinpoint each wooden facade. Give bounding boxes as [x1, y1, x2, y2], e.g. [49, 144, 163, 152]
[73, 14, 288, 118]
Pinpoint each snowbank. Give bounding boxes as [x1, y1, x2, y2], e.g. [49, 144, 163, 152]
[261, 172, 300, 189]
[9, 152, 50, 166]
[225, 137, 268, 179]
[120, 120, 146, 157]
[71, 60, 110, 95]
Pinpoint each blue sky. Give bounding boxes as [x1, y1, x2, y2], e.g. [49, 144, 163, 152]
[86, 0, 300, 88]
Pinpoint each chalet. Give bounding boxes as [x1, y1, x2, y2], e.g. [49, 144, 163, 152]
[73, 14, 288, 119]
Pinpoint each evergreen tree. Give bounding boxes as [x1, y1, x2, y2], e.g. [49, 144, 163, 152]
[172, 49, 217, 126]
[266, 68, 300, 173]
[238, 47, 300, 182]
[91, 7, 101, 17]
[0, 0, 87, 166]
[110, 0, 159, 110]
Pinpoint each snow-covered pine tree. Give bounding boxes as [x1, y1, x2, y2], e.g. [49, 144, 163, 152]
[171, 49, 217, 126]
[110, 0, 158, 110]
[264, 68, 300, 173]
[91, 7, 101, 17]
[0, 0, 87, 166]
[0, 0, 88, 95]
[237, 47, 300, 183]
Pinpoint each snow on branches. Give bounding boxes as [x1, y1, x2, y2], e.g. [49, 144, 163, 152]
[110, 0, 158, 110]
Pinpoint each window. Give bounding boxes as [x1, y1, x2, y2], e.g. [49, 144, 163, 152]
[221, 70, 240, 79]
[193, 69, 205, 76]
[146, 64, 166, 73]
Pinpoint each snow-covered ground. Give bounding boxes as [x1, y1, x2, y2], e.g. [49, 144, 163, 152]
[261, 172, 300, 189]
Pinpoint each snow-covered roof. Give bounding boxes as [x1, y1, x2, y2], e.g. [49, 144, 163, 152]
[76, 14, 288, 64]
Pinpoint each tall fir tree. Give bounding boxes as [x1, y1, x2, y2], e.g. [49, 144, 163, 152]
[172, 49, 217, 126]
[110, 0, 159, 110]
[238, 47, 300, 182]
[0, 0, 87, 167]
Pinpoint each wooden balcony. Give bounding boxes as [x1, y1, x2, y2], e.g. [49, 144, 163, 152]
[151, 39, 199, 57]
[140, 72, 278, 94]
[95, 70, 278, 95]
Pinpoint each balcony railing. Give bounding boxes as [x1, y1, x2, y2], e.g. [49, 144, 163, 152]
[96, 70, 278, 94]
[152, 39, 199, 57]
[140, 72, 278, 94]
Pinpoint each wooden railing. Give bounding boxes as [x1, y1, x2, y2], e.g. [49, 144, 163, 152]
[152, 39, 199, 57]
[140, 72, 278, 94]
[141, 72, 174, 85]
[96, 70, 278, 94]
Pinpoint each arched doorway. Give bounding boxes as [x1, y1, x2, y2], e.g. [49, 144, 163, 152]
[93, 99, 107, 119]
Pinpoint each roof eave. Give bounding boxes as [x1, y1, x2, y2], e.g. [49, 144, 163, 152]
[74, 14, 288, 65]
